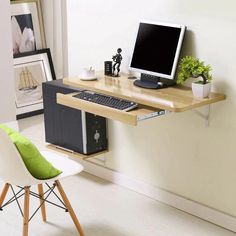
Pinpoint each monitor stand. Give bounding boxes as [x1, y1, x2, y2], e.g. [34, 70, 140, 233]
[133, 73, 162, 89]
[133, 73, 175, 89]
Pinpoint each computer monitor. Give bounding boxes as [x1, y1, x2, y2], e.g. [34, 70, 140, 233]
[130, 21, 186, 89]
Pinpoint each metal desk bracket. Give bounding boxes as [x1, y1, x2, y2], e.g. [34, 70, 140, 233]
[193, 105, 210, 126]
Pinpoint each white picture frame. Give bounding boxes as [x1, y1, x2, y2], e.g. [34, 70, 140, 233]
[11, 0, 46, 55]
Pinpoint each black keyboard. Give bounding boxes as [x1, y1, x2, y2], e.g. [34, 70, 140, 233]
[73, 91, 138, 111]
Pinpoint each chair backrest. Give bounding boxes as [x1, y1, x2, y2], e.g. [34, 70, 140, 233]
[0, 129, 38, 186]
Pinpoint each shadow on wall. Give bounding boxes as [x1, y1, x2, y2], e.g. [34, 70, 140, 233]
[213, 80, 231, 94]
[175, 30, 197, 87]
[180, 30, 197, 58]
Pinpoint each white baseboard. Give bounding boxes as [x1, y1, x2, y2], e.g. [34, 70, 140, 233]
[76, 158, 236, 232]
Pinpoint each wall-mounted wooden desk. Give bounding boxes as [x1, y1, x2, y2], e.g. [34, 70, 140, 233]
[57, 74, 226, 126]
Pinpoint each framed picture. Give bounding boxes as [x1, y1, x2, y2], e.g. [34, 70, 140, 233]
[10, 0, 46, 56]
[13, 49, 56, 119]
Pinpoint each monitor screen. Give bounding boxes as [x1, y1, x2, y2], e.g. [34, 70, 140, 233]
[130, 21, 186, 80]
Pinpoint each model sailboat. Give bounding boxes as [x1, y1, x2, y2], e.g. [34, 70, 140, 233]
[18, 67, 39, 91]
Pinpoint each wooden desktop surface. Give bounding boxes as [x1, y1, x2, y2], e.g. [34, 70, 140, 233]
[63, 73, 226, 112]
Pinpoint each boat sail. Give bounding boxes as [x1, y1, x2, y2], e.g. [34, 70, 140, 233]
[18, 67, 40, 91]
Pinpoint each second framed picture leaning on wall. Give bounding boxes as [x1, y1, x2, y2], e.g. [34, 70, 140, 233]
[10, 0, 46, 56]
[14, 49, 56, 119]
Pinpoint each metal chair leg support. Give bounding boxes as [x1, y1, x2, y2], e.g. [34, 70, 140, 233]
[55, 180, 85, 236]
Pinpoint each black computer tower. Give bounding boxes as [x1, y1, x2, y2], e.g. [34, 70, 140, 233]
[42, 80, 108, 154]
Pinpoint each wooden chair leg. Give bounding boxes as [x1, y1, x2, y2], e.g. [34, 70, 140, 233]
[23, 187, 30, 236]
[0, 183, 10, 208]
[38, 184, 47, 222]
[55, 180, 85, 236]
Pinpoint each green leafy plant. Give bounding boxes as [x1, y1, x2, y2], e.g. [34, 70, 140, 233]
[177, 56, 212, 85]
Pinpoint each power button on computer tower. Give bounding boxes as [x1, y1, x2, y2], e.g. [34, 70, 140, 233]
[94, 130, 100, 143]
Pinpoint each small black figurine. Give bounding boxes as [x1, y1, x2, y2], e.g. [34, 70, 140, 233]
[112, 48, 122, 77]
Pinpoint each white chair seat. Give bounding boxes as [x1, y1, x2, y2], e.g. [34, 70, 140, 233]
[40, 150, 84, 180]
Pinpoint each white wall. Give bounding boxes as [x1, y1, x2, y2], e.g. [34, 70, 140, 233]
[66, 0, 236, 216]
[0, 0, 16, 122]
[41, 0, 68, 79]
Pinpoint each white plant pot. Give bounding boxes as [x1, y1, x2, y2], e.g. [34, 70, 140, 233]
[192, 82, 211, 98]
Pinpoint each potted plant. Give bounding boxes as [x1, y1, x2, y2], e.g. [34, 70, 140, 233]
[177, 56, 213, 98]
